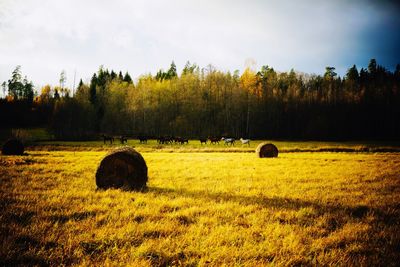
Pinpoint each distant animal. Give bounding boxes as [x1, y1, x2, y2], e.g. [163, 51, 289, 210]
[199, 138, 207, 145]
[222, 137, 235, 146]
[208, 137, 220, 145]
[157, 136, 164, 144]
[102, 134, 114, 144]
[158, 136, 173, 144]
[240, 138, 250, 146]
[138, 136, 148, 144]
[119, 136, 128, 144]
[174, 137, 188, 145]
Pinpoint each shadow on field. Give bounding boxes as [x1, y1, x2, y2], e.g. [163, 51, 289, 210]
[149, 184, 400, 264]
[148, 185, 400, 227]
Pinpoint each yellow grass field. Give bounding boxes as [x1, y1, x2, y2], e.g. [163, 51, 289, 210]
[1, 146, 400, 266]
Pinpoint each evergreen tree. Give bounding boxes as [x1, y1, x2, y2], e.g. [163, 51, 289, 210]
[8, 65, 24, 99]
[97, 67, 108, 88]
[395, 64, 400, 75]
[155, 70, 166, 81]
[7, 65, 34, 102]
[89, 74, 97, 105]
[123, 72, 133, 83]
[359, 68, 367, 82]
[346, 65, 359, 81]
[324, 66, 337, 79]
[22, 76, 34, 102]
[110, 70, 117, 80]
[54, 88, 60, 99]
[368, 58, 377, 74]
[167, 61, 177, 79]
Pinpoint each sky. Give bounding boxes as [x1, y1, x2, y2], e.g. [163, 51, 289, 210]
[0, 0, 399, 92]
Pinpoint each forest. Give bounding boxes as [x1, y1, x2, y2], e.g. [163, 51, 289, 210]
[1, 59, 399, 141]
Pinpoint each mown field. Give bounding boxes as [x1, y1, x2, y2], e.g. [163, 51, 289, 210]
[1, 141, 400, 266]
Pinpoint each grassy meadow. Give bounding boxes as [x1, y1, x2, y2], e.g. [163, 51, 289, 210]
[31, 138, 400, 153]
[1, 141, 400, 266]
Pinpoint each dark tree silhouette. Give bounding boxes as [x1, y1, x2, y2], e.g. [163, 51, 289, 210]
[1, 59, 399, 141]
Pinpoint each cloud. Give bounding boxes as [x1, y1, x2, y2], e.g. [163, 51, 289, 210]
[0, 0, 399, 89]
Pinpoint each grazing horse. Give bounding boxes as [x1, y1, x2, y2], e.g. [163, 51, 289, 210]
[158, 136, 173, 144]
[222, 137, 235, 146]
[119, 136, 128, 144]
[240, 138, 250, 146]
[175, 137, 189, 145]
[102, 134, 114, 144]
[157, 136, 165, 144]
[138, 136, 148, 144]
[199, 138, 207, 145]
[208, 137, 220, 145]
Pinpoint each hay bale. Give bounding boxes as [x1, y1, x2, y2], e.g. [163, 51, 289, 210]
[256, 142, 278, 158]
[95, 147, 148, 190]
[2, 138, 24, 155]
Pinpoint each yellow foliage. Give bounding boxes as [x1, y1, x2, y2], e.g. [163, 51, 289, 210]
[240, 67, 261, 97]
[36, 84, 52, 103]
[41, 84, 51, 96]
[6, 95, 14, 102]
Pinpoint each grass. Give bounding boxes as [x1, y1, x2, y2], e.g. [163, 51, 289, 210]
[0, 128, 54, 143]
[31, 139, 400, 153]
[1, 146, 400, 266]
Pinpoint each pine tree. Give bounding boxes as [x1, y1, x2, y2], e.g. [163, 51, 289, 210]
[324, 66, 337, 79]
[346, 65, 359, 81]
[368, 58, 377, 74]
[123, 72, 132, 83]
[54, 88, 60, 99]
[167, 61, 177, 79]
[8, 65, 24, 99]
[110, 70, 117, 80]
[22, 76, 34, 102]
[89, 74, 97, 105]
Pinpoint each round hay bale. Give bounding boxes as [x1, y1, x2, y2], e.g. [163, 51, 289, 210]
[2, 138, 24, 155]
[256, 142, 278, 158]
[96, 147, 148, 190]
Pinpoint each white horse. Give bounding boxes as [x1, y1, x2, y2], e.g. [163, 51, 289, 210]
[221, 137, 235, 146]
[240, 138, 250, 146]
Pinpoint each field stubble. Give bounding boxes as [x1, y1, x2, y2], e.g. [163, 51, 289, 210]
[0, 147, 400, 266]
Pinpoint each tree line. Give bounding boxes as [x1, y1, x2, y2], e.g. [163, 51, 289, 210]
[1, 59, 399, 140]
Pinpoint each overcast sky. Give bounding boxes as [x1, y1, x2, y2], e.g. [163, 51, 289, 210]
[0, 0, 399, 90]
